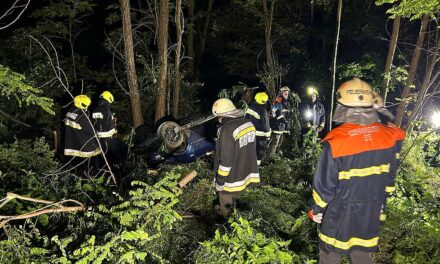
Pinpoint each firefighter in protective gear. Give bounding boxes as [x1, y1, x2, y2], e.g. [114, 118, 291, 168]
[267, 86, 291, 158]
[304, 87, 325, 133]
[309, 78, 405, 263]
[212, 98, 260, 218]
[245, 92, 271, 165]
[92, 91, 117, 155]
[64, 95, 101, 159]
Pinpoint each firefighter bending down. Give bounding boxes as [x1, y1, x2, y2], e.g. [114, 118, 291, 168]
[245, 92, 271, 165]
[64, 95, 101, 171]
[212, 98, 260, 218]
[308, 78, 405, 264]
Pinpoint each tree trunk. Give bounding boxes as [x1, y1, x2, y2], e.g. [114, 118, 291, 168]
[394, 14, 429, 127]
[186, 0, 195, 76]
[406, 30, 439, 132]
[172, 0, 183, 118]
[119, 0, 143, 127]
[329, 0, 343, 130]
[198, 0, 214, 63]
[155, 0, 169, 123]
[263, 0, 276, 96]
[381, 15, 400, 103]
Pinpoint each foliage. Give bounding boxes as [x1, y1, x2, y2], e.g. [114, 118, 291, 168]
[0, 66, 54, 115]
[195, 216, 300, 264]
[376, 0, 440, 19]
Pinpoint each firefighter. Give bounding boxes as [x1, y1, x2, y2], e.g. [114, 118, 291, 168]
[304, 87, 325, 135]
[92, 91, 117, 157]
[212, 98, 260, 218]
[64, 95, 101, 169]
[308, 78, 405, 264]
[267, 86, 291, 158]
[245, 92, 271, 165]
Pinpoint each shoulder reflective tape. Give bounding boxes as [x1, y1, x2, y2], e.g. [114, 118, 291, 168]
[217, 164, 231, 176]
[64, 148, 101, 158]
[396, 153, 400, 159]
[338, 164, 390, 180]
[380, 213, 387, 221]
[318, 231, 379, 250]
[281, 109, 289, 113]
[234, 125, 256, 140]
[65, 119, 82, 130]
[273, 130, 284, 134]
[277, 115, 285, 120]
[257, 160, 261, 166]
[97, 128, 117, 138]
[216, 173, 260, 192]
[313, 190, 328, 208]
[246, 109, 260, 119]
[233, 122, 254, 138]
[92, 112, 104, 119]
[385, 186, 396, 193]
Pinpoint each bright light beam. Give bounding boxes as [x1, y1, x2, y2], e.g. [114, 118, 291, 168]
[305, 109, 313, 120]
[431, 111, 440, 128]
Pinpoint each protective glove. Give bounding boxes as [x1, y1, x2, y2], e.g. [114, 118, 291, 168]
[307, 209, 323, 224]
[316, 126, 323, 133]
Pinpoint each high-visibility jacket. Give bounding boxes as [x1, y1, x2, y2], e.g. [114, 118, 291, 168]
[271, 95, 290, 135]
[245, 101, 271, 165]
[214, 117, 260, 194]
[305, 101, 325, 129]
[64, 106, 101, 158]
[91, 99, 117, 138]
[312, 122, 405, 254]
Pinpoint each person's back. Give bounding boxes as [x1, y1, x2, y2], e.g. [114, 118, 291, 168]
[64, 95, 100, 158]
[315, 122, 404, 253]
[215, 116, 259, 193]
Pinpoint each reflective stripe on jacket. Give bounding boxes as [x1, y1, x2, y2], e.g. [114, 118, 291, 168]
[245, 101, 271, 163]
[214, 117, 260, 193]
[271, 95, 290, 132]
[64, 106, 101, 157]
[92, 99, 117, 138]
[312, 122, 405, 254]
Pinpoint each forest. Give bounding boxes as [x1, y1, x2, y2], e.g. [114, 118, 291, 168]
[0, 0, 440, 263]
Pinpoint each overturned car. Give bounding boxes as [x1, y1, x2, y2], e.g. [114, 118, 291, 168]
[131, 115, 216, 165]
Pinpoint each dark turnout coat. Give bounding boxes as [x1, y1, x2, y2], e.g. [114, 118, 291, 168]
[64, 106, 101, 157]
[245, 101, 271, 164]
[214, 117, 260, 194]
[312, 122, 405, 254]
[92, 99, 117, 138]
[271, 95, 290, 134]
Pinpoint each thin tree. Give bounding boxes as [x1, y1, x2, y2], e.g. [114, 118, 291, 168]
[381, 15, 401, 103]
[186, 0, 195, 76]
[263, 0, 276, 96]
[394, 14, 429, 127]
[406, 26, 440, 132]
[119, 0, 144, 128]
[155, 0, 169, 123]
[172, 0, 183, 118]
[198, 0, 214, 64]
[329, 0, 343, 130]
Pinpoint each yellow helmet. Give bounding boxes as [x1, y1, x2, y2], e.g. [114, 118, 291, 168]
[74, 95, 91, 110]
[336, 78, 374, 107]
[307, 87, 318, 96]
[212, 98, 236, 116]
[255, 92, 269, 104]
[100, 91, 114, 103]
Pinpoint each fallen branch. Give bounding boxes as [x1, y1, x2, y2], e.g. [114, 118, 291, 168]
[0, 192, 85, 228]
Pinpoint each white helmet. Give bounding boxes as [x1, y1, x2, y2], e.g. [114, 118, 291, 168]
[212, 98, 237, 116]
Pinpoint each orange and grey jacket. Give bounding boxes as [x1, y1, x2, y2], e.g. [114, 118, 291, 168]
[64, 106, 101, 158]
[312, 122, 405, 254]
[92, 99, 117, 138]
[214, 117, 260, 194]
